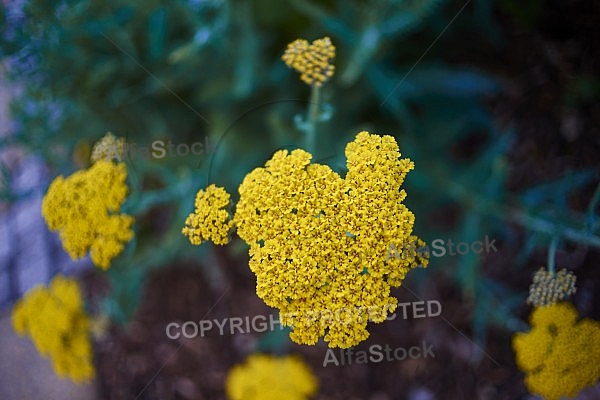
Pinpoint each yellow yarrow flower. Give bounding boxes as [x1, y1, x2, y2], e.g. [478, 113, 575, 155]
[512, 302, 600, 400]
[41, 160, 134, 269]
[233, 131, 425, 348]
[225, 354, 318, 400]
[182, 184, 234, 245]
[11, 275, 95, 383]
[282, 37, 335, 87]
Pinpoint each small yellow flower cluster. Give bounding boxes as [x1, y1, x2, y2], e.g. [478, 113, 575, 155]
[42, 160, 134, 269]
[182, 184, 233, 245]
[527, 267, 577, 307]
[90, 132, 125, 163]
[12, 275, 95, 383]
[233, 131, 423, 348]
[513, 302, 600, 400]
[282, 37, 335, 87]
[225, 354, 318, 400]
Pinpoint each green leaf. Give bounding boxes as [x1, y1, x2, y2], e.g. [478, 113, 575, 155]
[148, 7, 168, 60]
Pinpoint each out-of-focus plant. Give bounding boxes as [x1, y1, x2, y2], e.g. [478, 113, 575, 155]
[1, 0, 232, 164]
[41, 157, 134, 270]
[225, 353, 319, 400]
[11, 275, 95, 383]
[512, 301, 600, 400]
[512, 257, 599, 398]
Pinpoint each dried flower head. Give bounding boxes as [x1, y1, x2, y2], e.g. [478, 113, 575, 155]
[512, 302, 600, 400]
[182, 184, 233, 245]
[11, 275, 95, 383]
[91, 132, 125, 163]
[225, 354, 318, 400]
[42, 160, 134, 269]
[282, 36, 335, 87]
[527, 267, 577, 307]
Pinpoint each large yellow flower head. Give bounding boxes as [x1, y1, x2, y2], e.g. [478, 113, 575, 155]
[282, 37, 335, 87]
[11, 275, 95, 383]
[182, 184, 233, 245]
[233, 132, 426, 348]
[41, 160, 134, 269]
[512, 302, 600, 400]
[225, 354, 318, 400]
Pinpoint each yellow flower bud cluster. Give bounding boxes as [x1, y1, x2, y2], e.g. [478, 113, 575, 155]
[282, 37, 335, 87]
[513, 302, 600, 400]
[182, 184, 233, 245]
[41, 160, 134, 269]
[11, 275, 95, 383]
[225, 354, 318, 400]
[90, 132, 125, 163]
[527, 267, 577, 307]
[232, 131, 423, 348]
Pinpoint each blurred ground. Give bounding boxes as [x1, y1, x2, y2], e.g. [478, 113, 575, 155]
[0, 309, 98, 399]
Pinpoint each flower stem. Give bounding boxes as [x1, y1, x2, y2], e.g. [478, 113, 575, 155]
[305, 85, 321, 154]
[547, 237, 558, 275]
[340, 25, 379, 85]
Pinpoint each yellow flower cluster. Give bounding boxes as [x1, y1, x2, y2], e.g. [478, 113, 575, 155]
[182, 184, 233, 245]
[12, 275, 95, 383]
[90, 132, 125, 163]
[527, 267, 577, 307]
[225, 354, 318, 400]
[41, 160, 134, 269]
[282, 37, 335, 87]
[513, 302, 600, 400]
[233, 131, 424, 348]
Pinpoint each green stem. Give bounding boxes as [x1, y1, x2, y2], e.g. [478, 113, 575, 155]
[547, 237, 558, 275]
[503, 206, 600, 248]
[233, 0, 256, 98]
[442, 179, 600, 249]
[305, 85, 321, 154]
[340, 26, 380, 85]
